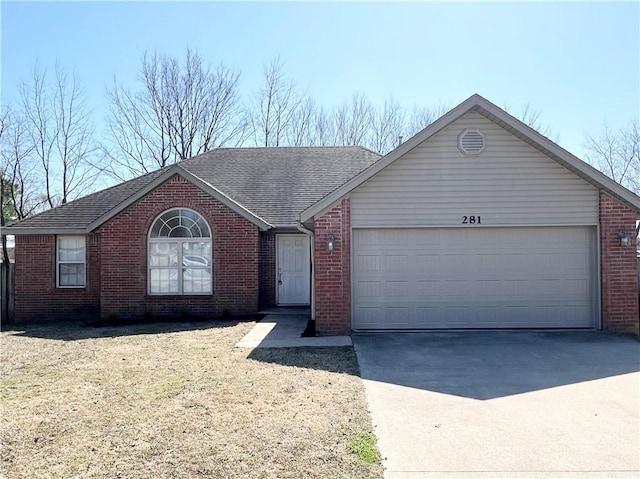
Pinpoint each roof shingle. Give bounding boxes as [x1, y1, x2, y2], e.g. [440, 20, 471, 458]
[7, 146, 381, 231]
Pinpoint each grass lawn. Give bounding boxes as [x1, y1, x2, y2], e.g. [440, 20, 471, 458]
[0, 319, 383, 478]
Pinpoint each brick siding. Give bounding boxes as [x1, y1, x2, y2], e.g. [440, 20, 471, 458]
[313, 199, 351, 335]
[14, 234, 100, 321]
[599, 192, 639, 334]
[13, 174, 259, 322]
[98, 174, 259, 319]
[258, 231, 276, 308]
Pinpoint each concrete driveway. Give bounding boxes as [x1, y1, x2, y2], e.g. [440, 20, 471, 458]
[353, 332, 640, 479]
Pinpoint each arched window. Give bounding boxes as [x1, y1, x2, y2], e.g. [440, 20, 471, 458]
[148, 208, 212, 295]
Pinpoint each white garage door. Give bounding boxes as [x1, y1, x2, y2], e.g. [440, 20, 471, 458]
[352, 227, 596, 329]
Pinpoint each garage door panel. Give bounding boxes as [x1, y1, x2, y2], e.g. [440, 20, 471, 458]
[356, 255, 380, 272]
[384, 254, 410, 272]
[356, 281, 382, 298]
[357, 307, 384, 327]
[416, 254, 441, 270]
[353, 227, 595, 329]
[385, 281, 410, 298]
[386, 307, 411, 326]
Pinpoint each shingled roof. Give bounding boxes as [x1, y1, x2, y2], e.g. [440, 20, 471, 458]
[6, 146, 381, 233]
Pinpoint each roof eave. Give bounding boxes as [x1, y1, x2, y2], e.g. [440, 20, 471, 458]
[2, 227, 88, 235]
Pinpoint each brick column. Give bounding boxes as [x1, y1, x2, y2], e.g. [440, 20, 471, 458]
[314, 199, 351, 335]
[599, 192, 639, 334]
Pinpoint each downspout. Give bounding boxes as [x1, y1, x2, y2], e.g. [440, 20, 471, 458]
[296, 218, 316, 336]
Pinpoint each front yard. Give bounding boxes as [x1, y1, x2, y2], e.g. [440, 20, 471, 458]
[0, 319, 382, 478]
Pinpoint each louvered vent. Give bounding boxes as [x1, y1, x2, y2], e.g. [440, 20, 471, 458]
[458, 129, 486, 155]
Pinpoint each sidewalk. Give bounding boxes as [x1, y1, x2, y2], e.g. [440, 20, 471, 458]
[235, 312, 352, 348]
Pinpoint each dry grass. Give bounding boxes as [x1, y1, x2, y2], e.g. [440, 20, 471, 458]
[0, 320, 382, 478]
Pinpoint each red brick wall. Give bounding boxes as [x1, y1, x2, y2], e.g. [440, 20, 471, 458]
[258, 231, 276, 308]
[314, 199, 351, 335]
[98, 174, 259, 319]
[600, 192, 639, 334]
[14, 234, 100, 321]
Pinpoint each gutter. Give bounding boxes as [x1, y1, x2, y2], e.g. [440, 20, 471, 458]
[296, 218, 316, 336]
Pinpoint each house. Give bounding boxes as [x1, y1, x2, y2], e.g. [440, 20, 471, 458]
[5, 94, 640, 335]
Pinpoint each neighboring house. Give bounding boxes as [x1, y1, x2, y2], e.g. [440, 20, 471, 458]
[5, 95, 640, 335]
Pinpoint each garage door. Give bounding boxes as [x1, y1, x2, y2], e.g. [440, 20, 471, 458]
[352, 227, 596, 329]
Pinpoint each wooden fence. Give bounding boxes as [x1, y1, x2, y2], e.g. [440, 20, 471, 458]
[1, 262, 14, 323]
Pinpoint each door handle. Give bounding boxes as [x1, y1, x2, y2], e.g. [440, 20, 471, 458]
[278, 269, 282, 285]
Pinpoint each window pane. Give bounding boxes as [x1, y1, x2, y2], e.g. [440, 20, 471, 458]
[182, 242, 212, 293]
[59, 263, 85, 287]
[59, 238, 85, 262]
[150, 220, 163, 238]
[169, 226, 191, 238]
[159, 211, 174, 223]
[166, 215, 180, 229]
[193, 217, 211, 237]
[150, 268, 179, 294]
[183, 268, 212, 293]
[149, 242, 178, 267]
[182, 241, 211, 265]
[181, 209, 198, 223]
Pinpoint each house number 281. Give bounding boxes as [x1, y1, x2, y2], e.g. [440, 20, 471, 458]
[462, 215, 481, 224]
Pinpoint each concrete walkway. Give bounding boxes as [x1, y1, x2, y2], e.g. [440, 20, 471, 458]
[235, 311, 352, 348]
[354, 331, 640, 479]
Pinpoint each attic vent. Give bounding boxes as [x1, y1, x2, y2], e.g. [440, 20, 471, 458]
[458, 129, 486, 155]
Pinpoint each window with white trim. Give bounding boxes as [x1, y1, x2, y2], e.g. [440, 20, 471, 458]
[57, 236, 86, 288]
[148, 208, 212, 295]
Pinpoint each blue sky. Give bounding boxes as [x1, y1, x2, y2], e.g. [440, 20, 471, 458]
[1, 1, 639, 159]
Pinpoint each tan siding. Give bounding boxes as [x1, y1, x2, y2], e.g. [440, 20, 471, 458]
[351, 111, 599, 227]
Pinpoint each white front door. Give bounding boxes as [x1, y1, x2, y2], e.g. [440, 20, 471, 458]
[277, 235, 311, 305]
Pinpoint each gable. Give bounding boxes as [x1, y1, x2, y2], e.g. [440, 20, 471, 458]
[89, 169, 272, 232]
[350, 111, 599, 227]
[301, 94, 640, 222]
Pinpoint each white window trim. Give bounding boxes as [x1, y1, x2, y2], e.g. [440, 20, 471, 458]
[57, 235, 86, 288]
[147, 208, 213, 296]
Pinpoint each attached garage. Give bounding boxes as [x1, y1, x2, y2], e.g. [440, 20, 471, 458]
[352, 227, 597, 329]
[303, 95, 640, 336]
[346, 107, 601, 330]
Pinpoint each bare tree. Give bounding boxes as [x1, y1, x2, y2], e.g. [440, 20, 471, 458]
[369, 96, 406, 154]
[0, 109, 46, 220]
[288, 97, 317, 146]
[333, 92, 373, 147]
[0, 108, 10, 321]
[405, 103, 450, 139]
[312, 107, 338, 146]
[502, 102, 558, 141]
[585, 121, 639, 193]
[249, 57, 303, 147]
[19, 63, 98, 206]
[106, 49, 245, 179]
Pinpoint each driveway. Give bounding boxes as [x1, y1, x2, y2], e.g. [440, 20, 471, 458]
[353, 332, 640, 479]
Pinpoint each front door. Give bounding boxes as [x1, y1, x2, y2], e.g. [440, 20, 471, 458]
[277, 235, 310, 305]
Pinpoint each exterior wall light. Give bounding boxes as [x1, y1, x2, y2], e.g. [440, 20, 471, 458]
[327, 233, 335, 252]
[618, 229, 630, 247]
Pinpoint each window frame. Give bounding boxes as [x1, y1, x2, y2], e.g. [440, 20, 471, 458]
[147, 208, 213, 296]
[56, 235, 87, 288]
